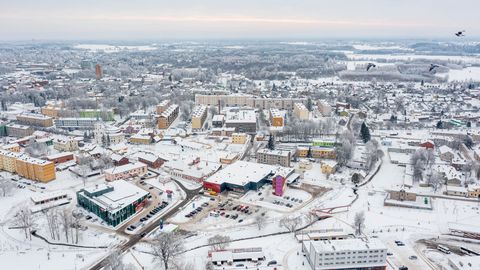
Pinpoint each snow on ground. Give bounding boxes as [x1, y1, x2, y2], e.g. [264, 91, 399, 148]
[240, 185, 311, 212]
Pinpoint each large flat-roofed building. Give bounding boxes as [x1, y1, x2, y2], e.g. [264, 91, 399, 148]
[55, 118, 97, 130]
[77, 180, 149, 227]
[256, 148, 291, 167]
[195, 94, 307, 110]
[303, 238, 387, 270]
[225, 110, 257, 133]
[269, 108, 284, 127]
[293, 102, 309, 120]
[6, 123, 34, 138]
[16, 113, 54, 127]
[203, 161, 295, 194]
[104, 162, 148, 181]
[191, 105, 208, 130]
[158, 104, 179, 129]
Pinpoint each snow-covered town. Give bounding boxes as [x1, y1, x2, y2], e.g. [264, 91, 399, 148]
[1, 2, 480, 270]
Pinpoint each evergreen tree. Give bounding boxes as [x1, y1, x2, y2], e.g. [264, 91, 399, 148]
[467, 121, 471, 128]
[360, 122, 371, 143]
[267, 135, 275, 150]
[436, 121, 443, 129]
[306, 98, 313, 111]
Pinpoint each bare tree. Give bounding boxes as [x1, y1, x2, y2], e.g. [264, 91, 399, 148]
[279, 216, 302, 232]
[104, 249, 136, 270]
[255, 215, 267, 231]
[205, 261, 215, 270]
[207, 234, 232, 251]
[151, 232, 185, 270]
[59, 208, 72, 243]
[354, 211, 366, 236]
[426, 171, 443, 192]
[43, 209, 60, 240]
[13, 206, 36, 240]
[0, 178, 14, 197]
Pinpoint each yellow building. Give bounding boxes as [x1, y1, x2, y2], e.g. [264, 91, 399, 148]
[321, 161, 338, 174]
[17, 113, 54, 127]
[270, 108, 284, 127]
[296, 146, 309, 158]
[0, 150, 20, 172]
[15, 156, 56, 182]
[0, 150, 56, 182]
[293, 103, 309, 120]
[232, 133, 248, 144]
[467, 186, 480, 198]
[129, 134, 152, 144]
[41, 105, 62, 118]
[311, 147, 336, 159]
[2, 143, 21, 152]
[191, 105, 208, 130]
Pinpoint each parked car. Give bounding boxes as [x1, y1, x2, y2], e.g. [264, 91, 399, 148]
[267, 260, 277, 266]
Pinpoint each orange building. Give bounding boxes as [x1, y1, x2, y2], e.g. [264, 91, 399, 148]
[95, 64, 102, 79]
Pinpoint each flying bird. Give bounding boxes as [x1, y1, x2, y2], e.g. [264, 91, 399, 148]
[455, 30, 465, 37]
[366, 63, 376, 71]
[429, 64, 440, 72]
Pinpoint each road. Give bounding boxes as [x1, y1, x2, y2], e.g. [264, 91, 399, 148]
[88, 179, 201, 270]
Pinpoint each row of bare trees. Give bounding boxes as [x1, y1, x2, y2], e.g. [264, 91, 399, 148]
[13, 206, 81, 244]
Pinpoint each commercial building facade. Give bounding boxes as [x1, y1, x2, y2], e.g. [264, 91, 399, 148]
[77, 180, 149, 227]
[55, 118, 98, 130]
[225, 110, 257, 133]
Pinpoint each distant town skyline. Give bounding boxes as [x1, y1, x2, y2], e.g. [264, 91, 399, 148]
[1, 0, 479, 40]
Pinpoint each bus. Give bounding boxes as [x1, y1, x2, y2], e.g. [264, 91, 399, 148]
[460, 246, 480, 256]
[437, 245, 451, 254]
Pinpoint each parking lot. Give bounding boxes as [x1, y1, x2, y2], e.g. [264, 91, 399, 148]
[240, 185, 311, 212]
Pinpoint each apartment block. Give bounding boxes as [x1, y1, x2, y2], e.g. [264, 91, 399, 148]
[156, 100, 171, 114]
[6, 124, 34, 138]
[55, 118, 97, 130]
[304, 238, 387, 270]
[232, 133, 248, 144]
[157, 104, 179, 129]
[293, 102, 309, 120]
[256, 149, 291, 167]
[0, 150, 56, 182]
[53, 137, 79, 152]
[195, 94, 307, 110]
[270, 108, 284, 127]
[191, 105, 208, 130]
[17, 113, 54, 127]
[225, 110, 257, 133]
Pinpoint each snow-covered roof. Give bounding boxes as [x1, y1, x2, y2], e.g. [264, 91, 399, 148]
[104, 162, 146, 175]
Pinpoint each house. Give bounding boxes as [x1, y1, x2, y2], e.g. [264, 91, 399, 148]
[111, 153, 129, 166]
[104, 162, 148, 181]
[419, 140, 435, 149]
[439, 145, 454, 162]
[321, 160, 337, 174]
[445, 186, 468, 197]
[137, 152, 166, 169]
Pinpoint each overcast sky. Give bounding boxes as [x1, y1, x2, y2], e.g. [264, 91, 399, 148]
[1, 0, 478, 40]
